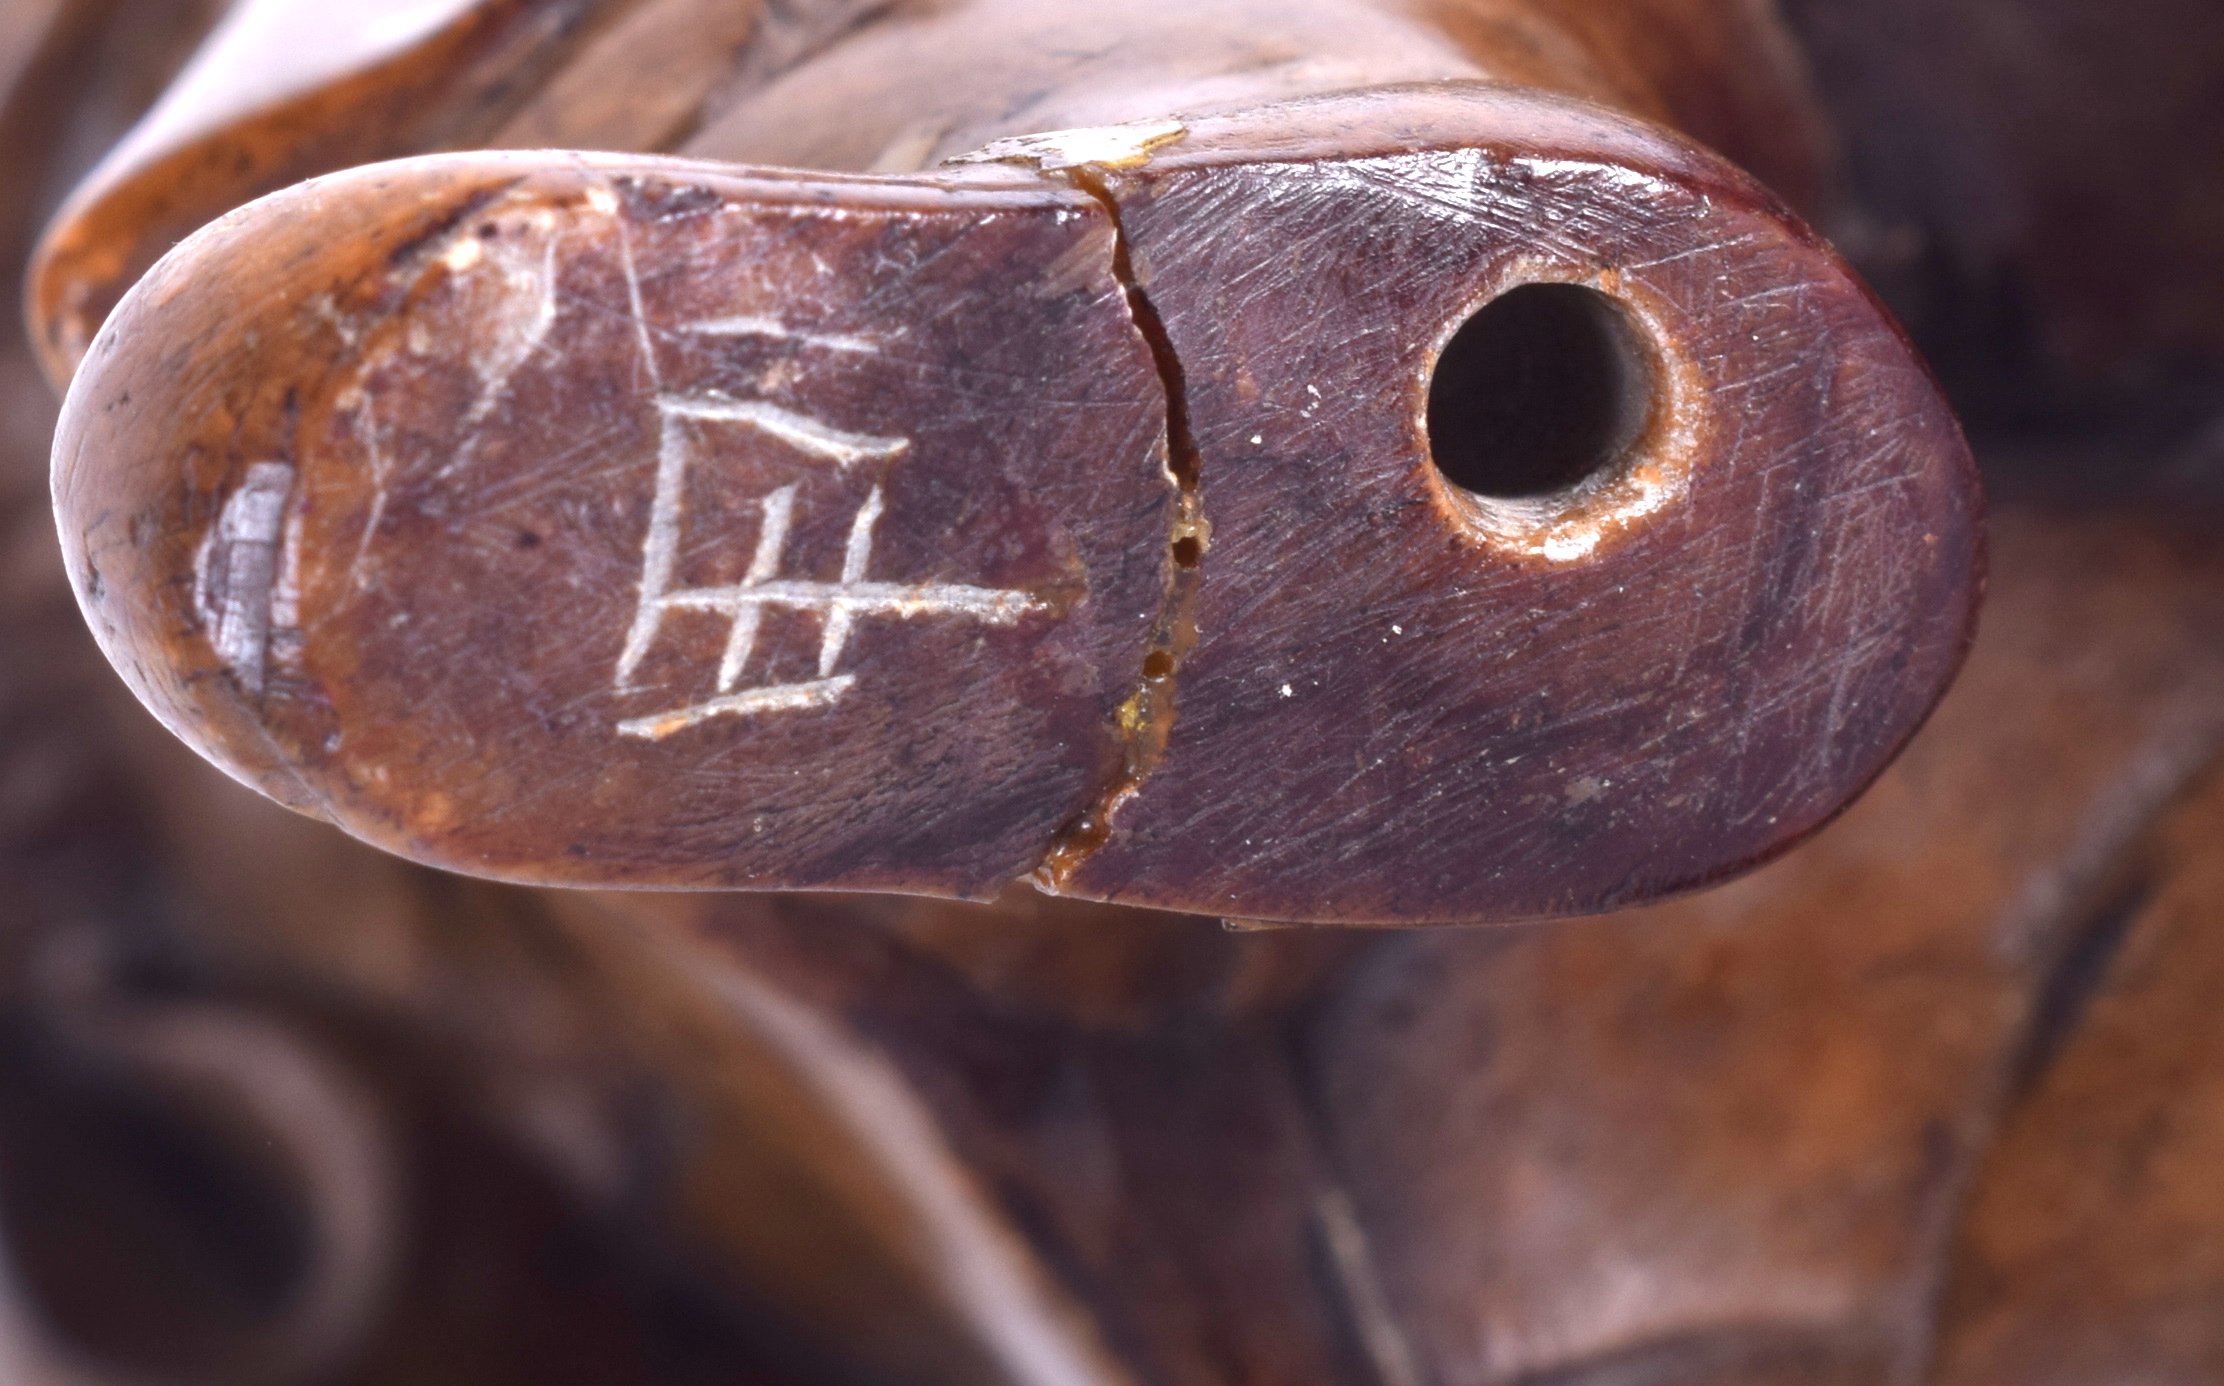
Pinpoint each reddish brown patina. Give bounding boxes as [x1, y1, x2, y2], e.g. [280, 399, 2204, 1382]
[39, 0, 1979, 923]
[20, 2, 2224, 1384]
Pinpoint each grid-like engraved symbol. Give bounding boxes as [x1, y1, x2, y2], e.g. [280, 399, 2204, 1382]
[613, 396, 1045, 740]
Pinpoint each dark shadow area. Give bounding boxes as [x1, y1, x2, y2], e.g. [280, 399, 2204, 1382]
[1426, 283, 1652, 501]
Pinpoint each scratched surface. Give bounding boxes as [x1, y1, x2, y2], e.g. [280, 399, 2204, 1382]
[1054, 88, 1981, 921]
[1309, 511, 2224, 1385]
[57, 153, 1175, 893]
[610, 509, 2224, 1386]
[55, 87, 1977, 919]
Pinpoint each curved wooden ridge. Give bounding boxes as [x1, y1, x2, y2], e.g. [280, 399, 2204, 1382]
[48, 80, 1979, 923]
[23, 0, 1839, 390]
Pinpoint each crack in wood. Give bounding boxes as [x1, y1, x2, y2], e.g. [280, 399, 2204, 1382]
[1031, 161, 1207, 893]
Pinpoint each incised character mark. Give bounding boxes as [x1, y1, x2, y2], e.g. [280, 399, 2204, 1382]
[414, 191, 1051, 741]
[613, 395, 1045, 741]
[605, 212, 1046, 738]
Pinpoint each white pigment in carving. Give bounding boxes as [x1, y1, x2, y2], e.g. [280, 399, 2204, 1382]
[193, 461, 296, 695]
[615, 395, 1044, 740]
[604, 192, 1042, 740]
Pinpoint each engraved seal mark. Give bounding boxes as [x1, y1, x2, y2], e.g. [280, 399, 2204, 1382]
[592, 198, 1047, 741]
[612, 397, 1046, 741]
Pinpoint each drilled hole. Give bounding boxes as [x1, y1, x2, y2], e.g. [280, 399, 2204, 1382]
[1170, 536, 1201, 568]
[1426, 283, 1653, 500]
[1142, 650, 1174, 679]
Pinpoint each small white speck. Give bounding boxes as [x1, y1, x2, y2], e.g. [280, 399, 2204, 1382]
[1250, 434, 1264, 445]
[1279, 683, 1294, 698]
[441, 237, 483, 272]
[1390, 624, 1403, 634]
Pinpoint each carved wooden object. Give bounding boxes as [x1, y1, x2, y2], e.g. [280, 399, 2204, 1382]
[38, 0, 1980, 922]
[8, 2, 2224, 1383]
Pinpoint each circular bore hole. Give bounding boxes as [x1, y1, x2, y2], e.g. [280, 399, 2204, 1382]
[1141, 650, 1174, 680]
[1426, 282, 1654, 501]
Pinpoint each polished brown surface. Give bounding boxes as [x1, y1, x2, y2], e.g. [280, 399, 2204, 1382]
[1042, 89, 1975, 918]
[13, 0, 2224, 1383]
[45, 3, 1978, 917]
[58, 153, 1176, 899]
[29, 0, 1840, 385]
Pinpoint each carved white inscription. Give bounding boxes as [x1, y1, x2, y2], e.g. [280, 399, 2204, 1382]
[596, 197, 1044, 740]
[613, 398, 1044, 740]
